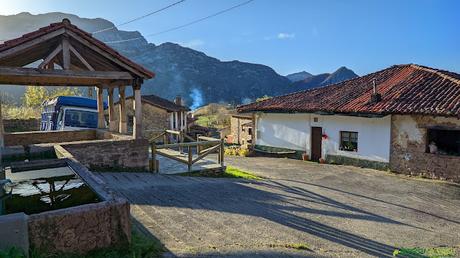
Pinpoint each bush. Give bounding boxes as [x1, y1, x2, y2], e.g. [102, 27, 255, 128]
[238, 148, 250, 157]
[225, 146, 250, 157]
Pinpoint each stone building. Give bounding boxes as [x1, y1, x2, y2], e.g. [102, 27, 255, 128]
[228, 114, 253, 146]
[113, 95, 189, 139]
[238, 64, 460, 182]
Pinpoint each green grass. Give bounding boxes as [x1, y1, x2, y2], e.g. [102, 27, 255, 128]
[0, 232, 165, 258]
[393, 247, 456, 258]
[179, 166, 261, 180]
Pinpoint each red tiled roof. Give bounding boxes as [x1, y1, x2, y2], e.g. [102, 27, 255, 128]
[118, 94, 189, 112]
[0, 19, 154, 79]
[238, 64, 460, 117]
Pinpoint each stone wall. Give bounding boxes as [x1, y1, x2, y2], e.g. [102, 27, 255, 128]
[4, 130, 97, 146]
[113, 101, 170, 140]
[389, 115, 460, 182]
[230, 116, 252, 145]
[28, 200, 131, 254]
[3, 118, 40, 132]
[60, 138, 149, 171]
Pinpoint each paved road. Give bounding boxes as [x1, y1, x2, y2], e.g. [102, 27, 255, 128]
[98, 157, 460, 257]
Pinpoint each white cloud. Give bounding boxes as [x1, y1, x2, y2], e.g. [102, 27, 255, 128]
[277, 33, 295, 40]
[182, 39, 205, 48]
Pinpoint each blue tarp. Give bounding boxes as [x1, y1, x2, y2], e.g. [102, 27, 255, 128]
[44, 96, 108, 110]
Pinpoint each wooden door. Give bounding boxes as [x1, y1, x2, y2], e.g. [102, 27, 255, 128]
[311, 127, 322, 162]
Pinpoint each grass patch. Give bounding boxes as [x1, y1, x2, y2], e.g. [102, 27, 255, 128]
[0, 232, 165, 258]
[393, 247, 456, 258]
[179, 166, 261, 180]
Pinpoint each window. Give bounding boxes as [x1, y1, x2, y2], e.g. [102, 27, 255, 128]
[427, 129, 460, 156]
[64, 109, 98, 129]
[340, 131, 358, 152]
[248, 128, 253, 136]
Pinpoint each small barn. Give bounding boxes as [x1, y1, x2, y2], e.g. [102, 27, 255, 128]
[228, 114, 253, 146]
[113, 95, 189, 139]
[238, 64, 460, 182]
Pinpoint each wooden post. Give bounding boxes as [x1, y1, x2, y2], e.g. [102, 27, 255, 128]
[133, 80, 143, 139]
[96, 86, 105, 129]
[187, 146, 192, 172]
[62, 36, 70, 70]
[118, 86, 127, 134]
[220, 138, 225, 166]
[0, 99, 4, 176]
[163, 133, 168, 145]
[107, 87, 116, 132]
[150, 143, 157, 173]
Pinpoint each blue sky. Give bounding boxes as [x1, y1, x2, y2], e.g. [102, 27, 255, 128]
[1, 0, 459, 76]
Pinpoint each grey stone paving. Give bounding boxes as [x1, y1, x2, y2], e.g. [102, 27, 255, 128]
[97, 156, 460, 257]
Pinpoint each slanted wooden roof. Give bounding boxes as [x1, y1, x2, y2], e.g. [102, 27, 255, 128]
[0, 18, 154, 87]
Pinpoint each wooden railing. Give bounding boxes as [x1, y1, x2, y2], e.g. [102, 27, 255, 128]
[149, 131, 224, 173]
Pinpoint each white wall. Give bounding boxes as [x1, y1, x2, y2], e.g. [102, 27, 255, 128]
[257, 113, 310, 151]
[256, 113, 392, 162]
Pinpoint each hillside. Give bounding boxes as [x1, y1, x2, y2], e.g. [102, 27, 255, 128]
[0, 12, 291, 106]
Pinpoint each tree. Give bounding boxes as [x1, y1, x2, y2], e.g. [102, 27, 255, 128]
[23, 86, 48, 107]
[23, 86, 82, 107]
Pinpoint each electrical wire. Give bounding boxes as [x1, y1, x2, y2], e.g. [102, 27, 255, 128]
[104, 0, 255, 44]
[92, 0, 186, 34]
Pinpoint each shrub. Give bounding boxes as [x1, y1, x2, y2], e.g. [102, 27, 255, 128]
[238, 148, 250, 157]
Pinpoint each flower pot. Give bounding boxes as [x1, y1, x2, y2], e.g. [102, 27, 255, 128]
[319, 158, 326, 164]
[302, 153, 309, 161]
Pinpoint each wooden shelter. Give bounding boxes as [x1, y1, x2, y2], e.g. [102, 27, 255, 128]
[0, 19, 155, 142]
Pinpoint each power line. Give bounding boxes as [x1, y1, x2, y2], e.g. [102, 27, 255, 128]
[92, 0, 186, 34]
[104, 0, 255, 44]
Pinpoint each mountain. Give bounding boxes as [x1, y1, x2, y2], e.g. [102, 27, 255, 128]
[321, 66, 359, 85]
[292, 67, 358, 90]
[0, 12, 358, 107]
[285, 71, 313, 82]
[0, 12, 291, 107]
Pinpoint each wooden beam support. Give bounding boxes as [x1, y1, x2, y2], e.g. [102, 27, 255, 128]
[65, 30, 149, 78]
[107, 87, 117, 132]
[69, 44, 95, 71]
[62, 37, 71, 70]
[97, 86, 105, 129]
[0, 28, 66, 60]
[118, 86, 128, 134]
[38, 44, 62, 69]
[0, 67, 133, 86]
[133, 80, 143, 139]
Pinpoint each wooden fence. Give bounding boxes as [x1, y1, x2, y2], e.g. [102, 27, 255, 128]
[149, 130, 224, 173]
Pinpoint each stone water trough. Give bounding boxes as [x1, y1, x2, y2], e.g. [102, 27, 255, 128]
[0, 129, 150, 255]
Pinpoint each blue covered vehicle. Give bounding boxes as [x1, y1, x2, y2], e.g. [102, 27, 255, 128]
[40, 96, 107, 131]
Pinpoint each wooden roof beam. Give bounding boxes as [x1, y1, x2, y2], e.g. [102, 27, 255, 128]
[69, 44, 95, 71]
[38, 44, 62, 69]
[0, 66, 133, 86]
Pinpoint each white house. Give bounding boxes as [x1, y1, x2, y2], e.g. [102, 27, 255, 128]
[238, 64, 460, 182]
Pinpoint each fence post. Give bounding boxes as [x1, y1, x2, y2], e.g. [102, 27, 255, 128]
[220, 139, 225, 167]
[187, 146, 193, 172]
[150, 143, 157, 173]
[163, 132, 167, 145]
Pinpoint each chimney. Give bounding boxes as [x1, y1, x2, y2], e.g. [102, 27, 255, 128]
[370, 78, 382, 103]
[175, 95, 182, 106]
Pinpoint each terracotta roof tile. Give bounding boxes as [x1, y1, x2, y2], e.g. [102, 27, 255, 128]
[119, 94, 189, 112]
[238, 64, 460, 117]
